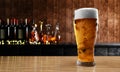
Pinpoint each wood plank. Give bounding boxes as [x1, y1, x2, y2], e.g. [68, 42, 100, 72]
[24, 0, 33, 18]
[73, 0, 79, 9]
[58, 0, 66, 44]
[78, 0, 94, 7]
[33, 0, 39, 23]
[94, 0, 100, 43]
[38, 0, 47, 21]
[66, 0, 73, 44]
[86, 0, 94, 7]
[119, 0, 120, 42]
[17, 0, 21, 18]
[17, 0, 25, 18]
[79, 0, 86, 8]
[11, 0, 18, 18]
[0, 0, 5, 18]
[114, 0, 120, 42]
[46, 0, 54, 25]
[5, 0, 11, 18]
[53, 0, 58, 25]
[0, 56, 120, 72]
[108, 0, 115, 43]
[99, 0, 108, 43]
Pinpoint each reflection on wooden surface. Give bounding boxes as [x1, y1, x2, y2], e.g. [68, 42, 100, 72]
[0, 56, 120, 72]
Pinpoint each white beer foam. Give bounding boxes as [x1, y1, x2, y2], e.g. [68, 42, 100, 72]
[74, 8, 98, 20]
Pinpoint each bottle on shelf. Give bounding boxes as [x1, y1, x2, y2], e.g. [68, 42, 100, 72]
[29, 20, 40, 44]
[16, 18, 24, 40]
[39, 21, 44, 44]
[24, 18, 32, 44]
[7, 18, 10, 40]
[24, 18, 28, 44]
[8, 18, 15, 40]
[0, 19, 6, 45]
[51, 22, 61, 44]
[13, 18, 17, 39]
[44, 24, 52, 44]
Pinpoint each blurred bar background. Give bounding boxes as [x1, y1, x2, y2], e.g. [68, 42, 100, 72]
[0, 0, 120, 56]
[0, 0, 120, 44]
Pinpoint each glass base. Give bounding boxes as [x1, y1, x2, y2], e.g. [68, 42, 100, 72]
[77, 60, 95, 67]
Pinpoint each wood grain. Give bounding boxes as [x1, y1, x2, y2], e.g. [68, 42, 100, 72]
[94, 0, 100, 43]
[0, 0, 5, 18]
[66, 0, 73, 43]
[114, 0, 120, 42]
[108, 0, 115, 43]
[1, 0, 120, 43]
[0, 56, 120, 72]
[59, 0, 66, 43]
[5, 0, 11, 18]
[99, 0, 108, 43]
[33, 0, 39, 23]
[119, 0, 120, 42]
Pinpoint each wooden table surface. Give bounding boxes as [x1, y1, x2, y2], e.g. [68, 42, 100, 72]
[0, 56, 120, 72]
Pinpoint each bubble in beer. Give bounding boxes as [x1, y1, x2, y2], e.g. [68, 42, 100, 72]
[74, 8, 98, 20]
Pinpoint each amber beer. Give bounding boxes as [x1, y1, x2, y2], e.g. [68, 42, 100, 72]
[74, 8, 98, 66]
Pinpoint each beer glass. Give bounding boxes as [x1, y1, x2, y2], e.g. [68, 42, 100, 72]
[73, 8, 98, 66]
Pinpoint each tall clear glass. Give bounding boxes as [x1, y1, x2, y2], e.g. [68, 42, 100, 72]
[73, 8, 98, 66]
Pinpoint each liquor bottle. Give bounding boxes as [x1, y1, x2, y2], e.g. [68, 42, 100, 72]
[45, 24, 52, 44]
[16, 18, 24, 40]
[0, 19, 6, 45]
[39, 21, 44, 44]
[0, 19, 6, 40]
[7, 18, 10, 39]
[24, 18, 31, 44]
[51, 22, 61, 44]
[29, 20, 40, 44]
[13, 18, 17, 39]
[9, 18, 15, 40]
